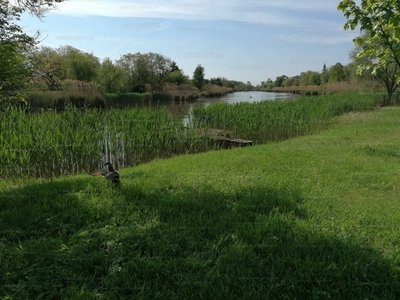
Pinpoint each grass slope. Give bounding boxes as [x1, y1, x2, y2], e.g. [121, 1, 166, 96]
[1, 108, 400, 299]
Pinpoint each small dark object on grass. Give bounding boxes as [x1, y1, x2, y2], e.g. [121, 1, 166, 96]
[91, 162, 120, 183]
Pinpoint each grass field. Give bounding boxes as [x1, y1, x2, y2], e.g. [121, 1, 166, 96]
[1, 107, 400, 299]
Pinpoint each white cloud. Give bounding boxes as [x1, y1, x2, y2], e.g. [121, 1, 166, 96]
[283, 30, 358, 45]
[48, 0, 319, 26]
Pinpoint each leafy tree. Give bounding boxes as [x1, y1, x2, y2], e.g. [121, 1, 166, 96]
[0, 0, 38, 103]
[162, 70, 189, 85]
[97, 58, 127, 93]
[192, 64, 205, 90]
[0, 43, 30, 103]
[33, 46, 64, 90]
[147, 52, 174, 91]
[117, 52, 175, 92]
[337, 0, 400, 84]
[328, 63, 346, 83]
[261, 78, 275, 90]
[274, 75, 288, 87]
[60, 46, 100, 82]
[349, 32, 399, 104]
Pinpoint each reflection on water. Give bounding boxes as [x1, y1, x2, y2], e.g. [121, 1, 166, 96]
[109, 91, 297, 126]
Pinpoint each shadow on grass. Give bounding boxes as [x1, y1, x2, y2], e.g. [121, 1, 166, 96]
[1, 179, 399, 299]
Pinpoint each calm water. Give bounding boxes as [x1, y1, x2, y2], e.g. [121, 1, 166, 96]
[127, 91, 296, 117]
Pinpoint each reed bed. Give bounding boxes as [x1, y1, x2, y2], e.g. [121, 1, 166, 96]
[191, 92, 376, 143]
[1, 92, 376, 179]
[0, 106, 211, 179]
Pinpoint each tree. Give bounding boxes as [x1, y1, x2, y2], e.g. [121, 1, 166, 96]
[33, 46, 64, 90]
[0, 0, 37, 103]
[261, 78, 275, 90]
[97, 58, 127, 93]
[0, 43, 30, 103]
[0, 0, 65, 103]
[349, 32, 399, 104]
[328, 63, 346, 83]
[117, 52, 175, 92]
[192, 64, 205, 90]
[60, 46, 100, 82]
[162, 70, 189, 85]
[337, 0, 400, 85]
[147, 52, 174, 91]
[274, 75, 288, 87]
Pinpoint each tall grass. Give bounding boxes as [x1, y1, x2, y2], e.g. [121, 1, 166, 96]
[191, 92, 376, 143]
[0, 106, 210, 179]
[1, 92, 376, 179]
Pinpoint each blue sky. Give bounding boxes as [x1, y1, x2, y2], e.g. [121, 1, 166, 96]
[16, 0, 359, 85]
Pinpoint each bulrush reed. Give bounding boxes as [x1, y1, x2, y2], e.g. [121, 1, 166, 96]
[0, 106, 199, 179]
[1, 92, 376, 179]
[191, 92, 376, 143]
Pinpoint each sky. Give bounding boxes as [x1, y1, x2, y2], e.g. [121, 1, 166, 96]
[15, 0, 359, 85]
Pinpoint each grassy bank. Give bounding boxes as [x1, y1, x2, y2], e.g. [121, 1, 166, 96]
[1, 107, 400, 298]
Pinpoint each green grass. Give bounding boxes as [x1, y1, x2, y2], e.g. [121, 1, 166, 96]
[1, 107, 400, 299]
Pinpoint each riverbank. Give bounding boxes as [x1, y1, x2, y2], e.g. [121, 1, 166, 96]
[2, 107, 400, 299]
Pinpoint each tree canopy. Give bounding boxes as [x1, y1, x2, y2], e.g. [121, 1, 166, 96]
[337, 0, 400, 82]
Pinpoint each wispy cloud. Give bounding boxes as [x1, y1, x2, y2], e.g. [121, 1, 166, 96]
[49, 0, 322, 26]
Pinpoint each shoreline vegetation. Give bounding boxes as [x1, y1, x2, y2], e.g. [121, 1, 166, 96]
[22, 80, 395, 111]
[1, 92, 376, 180]
[2, 105, 400, 299]
[24, 81, 235, 111]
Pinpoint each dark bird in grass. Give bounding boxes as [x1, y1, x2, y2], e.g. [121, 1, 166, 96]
[91, 162, 120, 183]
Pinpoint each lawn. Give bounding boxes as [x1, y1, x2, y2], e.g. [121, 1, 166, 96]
[1, 107, 400, 299]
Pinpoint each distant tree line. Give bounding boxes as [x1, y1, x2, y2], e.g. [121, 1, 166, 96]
[261, 61, 361, 90]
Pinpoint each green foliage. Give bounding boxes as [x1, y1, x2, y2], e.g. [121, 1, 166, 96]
[0, 106, 194, 179]
[60, 46, 100, 82]
[97, 58, 127, 93]
[299, 71, 321, 86]
[32, 46, 64, 90]
[192, 64, 205, 90]
[338, 0, 400, 83]
[117, 52, 175, 92]
[0, 0, 37, 104]
[348, 31, 399, 105]
[0, 43, 30, 104]
[328, 62, 347, 83]
[274, 75, 288, 87]
[221, 78, 250, 91]
[162, 70, 190, 85]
